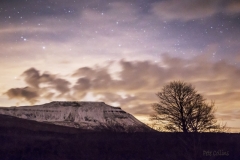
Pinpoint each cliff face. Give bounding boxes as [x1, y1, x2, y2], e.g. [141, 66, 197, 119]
[0, 101, 152, 132]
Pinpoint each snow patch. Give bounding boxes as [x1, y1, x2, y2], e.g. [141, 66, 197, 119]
[0, 101, 151, 132]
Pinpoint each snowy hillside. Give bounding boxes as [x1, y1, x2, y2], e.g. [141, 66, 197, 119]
[0, 101, 152, 132]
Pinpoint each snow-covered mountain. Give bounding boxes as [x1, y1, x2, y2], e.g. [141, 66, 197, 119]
[0, 101, 152, 132]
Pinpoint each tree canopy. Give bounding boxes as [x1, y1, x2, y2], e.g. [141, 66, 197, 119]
[150, 81, 226, 133]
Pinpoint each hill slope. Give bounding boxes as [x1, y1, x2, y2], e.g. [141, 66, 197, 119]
[0, 101, 152, 132]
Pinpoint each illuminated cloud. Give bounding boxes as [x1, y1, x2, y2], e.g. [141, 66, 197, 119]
[4, 54, 240, 124]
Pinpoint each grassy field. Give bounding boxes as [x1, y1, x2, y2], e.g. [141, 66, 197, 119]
[0, 114, 239, 160]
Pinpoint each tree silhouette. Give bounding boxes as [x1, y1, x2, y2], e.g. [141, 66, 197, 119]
[150, 81, 226, 133]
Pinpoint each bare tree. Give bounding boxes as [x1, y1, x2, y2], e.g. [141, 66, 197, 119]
[150, 81, 226, 133]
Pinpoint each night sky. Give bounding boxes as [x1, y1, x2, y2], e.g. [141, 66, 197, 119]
[1, 0, 240, 131]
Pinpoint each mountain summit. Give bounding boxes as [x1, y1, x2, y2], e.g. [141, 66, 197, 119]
[0, 101, 152, 132]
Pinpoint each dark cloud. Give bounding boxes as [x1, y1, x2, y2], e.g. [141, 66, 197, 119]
[4, 87, 39, 104]
[72, 54, 240, 117]
[14, 68, 71, 103]
[225, 1, 240, 14]
[73, 66, 115, 91]
[73, 67, 97, 78]
[5, 54, 240, 119]
[22, 68, 41, 88]
[72, 82, 89, 99]
[52, 78, 71, 94]
[73, 77, 91, 99]
[21, 68, 56, 88]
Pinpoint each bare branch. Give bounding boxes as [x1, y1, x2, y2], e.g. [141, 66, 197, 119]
[150, 81, 227, 133]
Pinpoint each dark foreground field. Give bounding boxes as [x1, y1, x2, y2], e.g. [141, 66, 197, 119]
[0, 114, 240, 160]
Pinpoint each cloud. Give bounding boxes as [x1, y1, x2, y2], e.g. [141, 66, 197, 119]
[151, 0, 240, 21]
[52, 78, 71, 94]
[73, 65, 115, 92]
[7, 68, 71, 103]
[225, 1, 240, 14]
[72, 78, 91, 99]
[152, 0, 219, 21]
[4, 54, 240, 121]
[21, 68, 41, 88]
[71, 54, 240, 118]
[4, 87, 39, 104]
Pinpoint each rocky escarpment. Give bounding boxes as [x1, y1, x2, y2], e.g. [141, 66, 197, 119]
[0, 101, 152, 132]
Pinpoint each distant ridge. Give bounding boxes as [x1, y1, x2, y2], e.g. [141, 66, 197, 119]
[0, 101, 153, 132]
